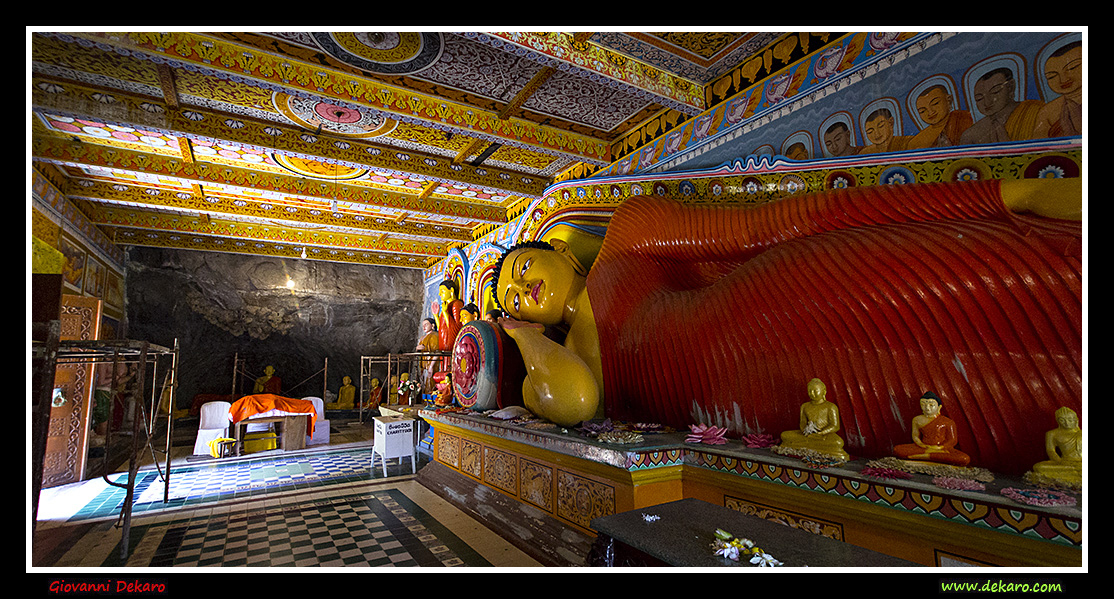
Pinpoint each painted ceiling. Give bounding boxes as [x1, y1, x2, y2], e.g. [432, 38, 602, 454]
[30, 30, 794, 269]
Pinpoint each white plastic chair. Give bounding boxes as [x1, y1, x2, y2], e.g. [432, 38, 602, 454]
[192, 401, 231, 455]
[304, 396, 330, 446]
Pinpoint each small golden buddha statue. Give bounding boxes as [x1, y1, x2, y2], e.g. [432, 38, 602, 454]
[779, 378, 850, 461]
[327, 375, 356, 410]
[388, 375, 399, 404]
[893, 391, 971, 467]
[1032, 406, 1082, 486]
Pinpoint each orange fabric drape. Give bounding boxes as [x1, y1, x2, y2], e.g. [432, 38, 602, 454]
[229, 393, 317, 434]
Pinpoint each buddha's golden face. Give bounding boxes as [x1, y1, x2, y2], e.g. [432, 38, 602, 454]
[439, 284, 456, 303]
[807, 379, 827, 402]
[1056, 411, 1078, 429]
[460, 309, 476, 324]
[920, 396, 941, 417]
[496, 246, 575, 325]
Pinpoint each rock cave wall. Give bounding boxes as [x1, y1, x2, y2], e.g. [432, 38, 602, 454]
[124, 247, 425, 409]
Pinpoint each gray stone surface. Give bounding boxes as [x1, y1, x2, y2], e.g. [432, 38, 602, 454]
[591, 498, 921, 568]
[124, 247, 425, 407]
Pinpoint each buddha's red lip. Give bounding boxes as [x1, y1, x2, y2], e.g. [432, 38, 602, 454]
[532, 281, 542, 302]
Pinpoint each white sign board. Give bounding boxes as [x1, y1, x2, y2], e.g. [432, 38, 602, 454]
[373, 416, 416, 475]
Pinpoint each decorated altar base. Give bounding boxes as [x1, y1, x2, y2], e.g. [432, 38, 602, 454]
[419, 409, 1081, 568]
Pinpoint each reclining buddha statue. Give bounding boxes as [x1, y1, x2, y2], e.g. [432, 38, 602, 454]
[493, 178, 1082, 475]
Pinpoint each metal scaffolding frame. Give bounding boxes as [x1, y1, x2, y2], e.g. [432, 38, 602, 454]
[31, 329, 179, 560]
[359, 351, 448, 422]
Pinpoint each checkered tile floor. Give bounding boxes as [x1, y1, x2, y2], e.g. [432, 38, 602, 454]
[33, 430, 543, 569]
[68, 447, 421, 522]
[36, 485, 492, 567]
[147, 489, 481, 567]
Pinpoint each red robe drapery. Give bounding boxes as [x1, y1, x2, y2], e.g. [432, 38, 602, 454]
[587, 181, 1081, 474]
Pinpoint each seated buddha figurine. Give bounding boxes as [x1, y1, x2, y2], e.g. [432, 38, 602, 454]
[435, 373, 453, 406]
[252, 365, 281, 395]
[327, 375, 356, 410]
[1032, 406, 1082, 486]
[778, 378, 850, 460]
[893, 392, 971, 467]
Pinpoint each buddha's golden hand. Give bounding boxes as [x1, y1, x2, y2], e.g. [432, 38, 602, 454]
[497, 317, 545, 335]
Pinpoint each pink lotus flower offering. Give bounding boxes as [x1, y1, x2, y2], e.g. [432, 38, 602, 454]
[686, 423, 728, 445]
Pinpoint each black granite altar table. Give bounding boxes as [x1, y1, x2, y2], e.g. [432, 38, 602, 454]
[589, 498, 920, 568]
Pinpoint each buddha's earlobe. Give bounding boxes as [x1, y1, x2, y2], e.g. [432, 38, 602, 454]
[550, 238, 588, 275]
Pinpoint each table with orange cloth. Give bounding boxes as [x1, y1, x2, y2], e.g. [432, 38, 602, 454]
[228, 393, 318, 455]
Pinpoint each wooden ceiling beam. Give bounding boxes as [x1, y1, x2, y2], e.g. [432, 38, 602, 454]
[156, 63, 180, 109]
[82, 203, 447, 257]
[103, 224, 435, 269]
[32, 136, 507, 224]
[66, 179, 473, 243]
[498, 66, 556, 120]
[453, 138, 486, 165]
[31, 80, 550, 198]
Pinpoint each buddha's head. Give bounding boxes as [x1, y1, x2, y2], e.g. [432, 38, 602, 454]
[343, 375, 352, 385]
[421, 318, 435, 334]
[807, 378, 827, 402]
[264, 365, 275, 376]
[460, 303, 479, 324]
[494, 239, 582, 326]
[371, 377, 380, 388]
[1054, 406, 1079, 430]
[439, 279, 459, 304]
[919, 391, 942, 417]
[915, 85, 953, 126]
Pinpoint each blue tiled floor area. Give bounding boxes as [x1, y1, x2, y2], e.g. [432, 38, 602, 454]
[69, 447, 426, 522]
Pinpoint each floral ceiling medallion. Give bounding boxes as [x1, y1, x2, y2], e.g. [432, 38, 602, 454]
[311, 31, 444, 76]
[273, 92, 397, 139]
[272, 154, 368, 181]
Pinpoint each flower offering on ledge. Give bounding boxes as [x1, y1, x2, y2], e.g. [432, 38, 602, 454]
[1023, 470, 1083, 492]
[577, 418, 614, 436]
[597, 430, 644, 444]
[1001, 487, 1078, 508]
[686, 423, 728, 445]
[740, 433, 777, 448]
[861, 466, 913, 480]
[710, 528, 783, 567]
[933, 476, 986, 491]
